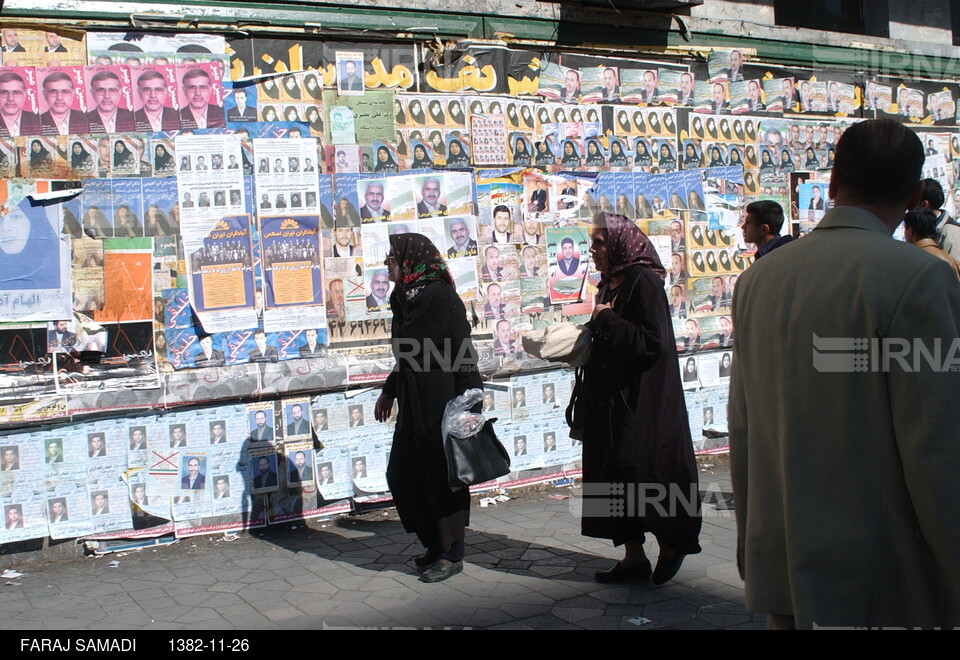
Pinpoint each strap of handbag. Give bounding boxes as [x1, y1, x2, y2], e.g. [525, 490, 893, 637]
[565, 366, 583, 430]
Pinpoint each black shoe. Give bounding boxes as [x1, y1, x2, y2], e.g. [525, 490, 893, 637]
[594, 560, 652, 583]
[414, 548, 442, 572]
[651, 553, 686, 585]
[419, 560, 463, 583]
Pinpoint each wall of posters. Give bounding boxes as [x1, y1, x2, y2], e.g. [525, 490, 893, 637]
[0, 23, 956, 543]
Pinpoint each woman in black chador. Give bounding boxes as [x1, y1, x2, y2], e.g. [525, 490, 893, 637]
[375, 234, 483, 584]
[568, 213, 701, 584]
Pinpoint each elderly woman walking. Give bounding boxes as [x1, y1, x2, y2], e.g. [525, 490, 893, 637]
[375, 234, 483, 583]
[569, 213, 702, 584]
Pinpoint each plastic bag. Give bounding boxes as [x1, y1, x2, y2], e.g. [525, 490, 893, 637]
[441, 388, 485, 442]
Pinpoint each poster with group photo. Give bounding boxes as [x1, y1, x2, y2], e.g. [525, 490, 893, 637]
[260, 214, 323, 309]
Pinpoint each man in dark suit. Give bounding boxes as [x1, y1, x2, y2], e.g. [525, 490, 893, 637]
[181, 457, 205, 490]
[209, 422, 227, 445]
[557, 237, 581, 276]
[678, 72, 695, 106]
[286, 404, 310, 436]
[530, 180, 548, 213]
[483, 283, 506, 319]
[447, 218, 478, 258]
[180, 68, 225, 129]
[48, 320, 76, 352]
[248, 329, 278, 362]
[366, 270, 391, 312]
[226, 87, 256, 122]
[40, 72, 90, 136]
[339, 60, 364, 91]
[481, 246, 502, 282]
[43, 32, 68, 53]
[288, 451, 314, 484]
[169, 425, 187, 448]
[710, 82, 729, 114]
[298, 328, 324, 356]
[87, 70, 135, 133]
[129, 427, 147, 450]
[88, 433, 107, 458]
[1, 447, 19, 471]
[0, 71, 42, 137]
[1, 29, 25, 53]
[250, 411, 274, 442]
[726, 49, 744, 82]
[193, 334, 225, 366]
[133, 70, 180, 132]
[253, 457, 278, 489]
[416, 177, 448, 218]
[359, 182, 390, 221]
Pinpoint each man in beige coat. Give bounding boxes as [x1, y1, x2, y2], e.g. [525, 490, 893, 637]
[730, 119, 960, 629]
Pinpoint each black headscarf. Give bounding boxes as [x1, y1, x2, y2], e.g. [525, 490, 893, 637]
[114, 141, 133, 167]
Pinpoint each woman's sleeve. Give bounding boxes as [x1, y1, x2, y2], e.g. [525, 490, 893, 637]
[382, 295, 404, 400]
[590, 269, 669, 367]
[446, 288, 483, 395]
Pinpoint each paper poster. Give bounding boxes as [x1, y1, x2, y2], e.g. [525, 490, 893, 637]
[176, 134, 257, 333]
[546, 226, 589, 305]
[470, 114, 508, 166]
[0, 29, 86, 68]
[0, 196, 71, 322]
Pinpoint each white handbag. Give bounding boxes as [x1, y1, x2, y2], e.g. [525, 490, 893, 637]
[521, 322, 592, 367]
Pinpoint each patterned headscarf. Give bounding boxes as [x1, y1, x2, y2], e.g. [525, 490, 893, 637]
[388, 233, 453, 297]
[594, 212, 666, 281]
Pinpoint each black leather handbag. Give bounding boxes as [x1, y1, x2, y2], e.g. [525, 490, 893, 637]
[444, 417, 511, 490]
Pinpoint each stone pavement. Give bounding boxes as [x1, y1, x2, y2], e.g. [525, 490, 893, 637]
[0, 456, 762, 630]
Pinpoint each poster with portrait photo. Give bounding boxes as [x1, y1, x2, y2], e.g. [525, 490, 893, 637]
[284, 440, 315, 487]
[37, 66, 88, 135]
[248, 445, 280, 494]
[129, 64, 179, 132]
[708, 49, 744, 84]
[864, 80, 892, 112]
[897, 87, 925, 119]
[86, 31, 226, 67]
[371, 139, 400, 174]
[797, 181, 830, 233]
[326, 144, 361, 174]
[175, 61, 225, 130]
[0, 196, 71, 322]
[105, 135, 138, 177]
[83, 64, 133, 133]
[657, 69, 682, 106]
[536, 60, 567, 102]
[0, 492, 48, 543]
[315, 449, 353, 500]
[0, 66, 40, 137]
[142, 177, 179, 236]
[546, 226, 589, 305]
[335, 51, 365, 96]
[21, 136, 61, 178]
[87, 482, 133, 534]
[0, 138, 15, 178]
[282, 396, 313, 440]
[45, 485, 94, 540]
[2, 29, 86, 68]
[927, 90, 956, 122]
